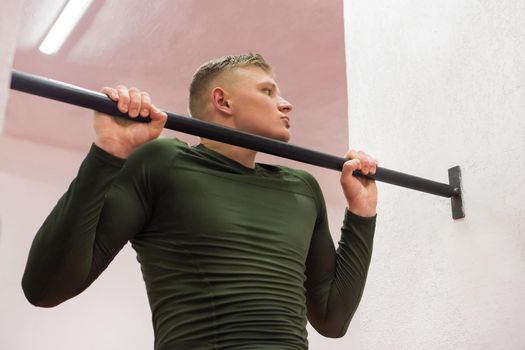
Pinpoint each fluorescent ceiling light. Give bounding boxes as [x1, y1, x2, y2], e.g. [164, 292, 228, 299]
[39, 0, 93, 55]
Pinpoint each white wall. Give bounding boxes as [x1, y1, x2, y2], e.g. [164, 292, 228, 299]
[343, 1, 525, 349]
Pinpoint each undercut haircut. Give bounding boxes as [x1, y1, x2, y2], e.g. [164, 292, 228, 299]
[188, 53, 273, 119]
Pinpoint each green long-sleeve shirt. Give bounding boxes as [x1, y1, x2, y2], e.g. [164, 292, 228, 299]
[22, 137, 376, 350]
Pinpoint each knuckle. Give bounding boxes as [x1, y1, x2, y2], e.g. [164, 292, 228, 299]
[345, 150, 356, 159]
[141, 96, 152, 105]
[119, 95, 130, 104]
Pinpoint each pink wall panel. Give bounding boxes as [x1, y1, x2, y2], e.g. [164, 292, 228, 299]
[1, 1, 356, 348]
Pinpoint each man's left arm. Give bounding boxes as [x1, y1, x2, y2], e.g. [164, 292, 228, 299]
[304, 150, 378, 338]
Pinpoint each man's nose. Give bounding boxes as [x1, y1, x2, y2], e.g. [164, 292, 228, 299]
[277, 97, 293, 114]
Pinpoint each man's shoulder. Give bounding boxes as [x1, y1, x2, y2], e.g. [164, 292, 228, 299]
[123, 138, 190, 173]
[130, 137, 189, 160]
[273, 165, 322, 195]
[275, 165, 315, 181]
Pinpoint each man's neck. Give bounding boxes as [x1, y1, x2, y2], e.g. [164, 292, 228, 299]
[200, 138, 257, 169]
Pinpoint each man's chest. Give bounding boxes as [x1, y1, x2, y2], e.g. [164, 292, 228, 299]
[150, 166, 318, 256]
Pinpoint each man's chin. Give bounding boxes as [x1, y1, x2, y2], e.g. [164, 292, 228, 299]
[247, 128, 291, 143]
[273, 131, 291, 143]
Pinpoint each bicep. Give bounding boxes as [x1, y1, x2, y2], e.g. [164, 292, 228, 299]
[304, 216, 336, 291]
[86, 138, 171, 282]
[79, 172, 150, 289]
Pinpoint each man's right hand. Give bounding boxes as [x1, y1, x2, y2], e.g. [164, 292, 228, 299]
[94, 85, 168, 159]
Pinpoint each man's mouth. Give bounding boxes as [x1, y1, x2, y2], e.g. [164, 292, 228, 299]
[280, 116, 290, 128]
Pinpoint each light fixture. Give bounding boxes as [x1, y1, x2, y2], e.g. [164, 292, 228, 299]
[39, 0, 93, 55]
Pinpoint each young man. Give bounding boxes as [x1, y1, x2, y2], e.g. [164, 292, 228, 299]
[22, 54, 378, 349]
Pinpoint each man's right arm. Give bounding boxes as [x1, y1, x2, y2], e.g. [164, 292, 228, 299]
[21, 85, 167, 307]
[22, 144, 129, 306]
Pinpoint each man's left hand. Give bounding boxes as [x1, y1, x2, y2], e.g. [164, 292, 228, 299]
[340, 150, 378, 217]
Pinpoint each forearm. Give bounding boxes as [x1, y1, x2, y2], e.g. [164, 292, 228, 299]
[306, 210, 376, 337]
[22, 144, 125, 307]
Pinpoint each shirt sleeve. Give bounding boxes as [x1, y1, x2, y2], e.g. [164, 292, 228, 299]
[302, 172, 376, 338]
[21, 140, 171, 307]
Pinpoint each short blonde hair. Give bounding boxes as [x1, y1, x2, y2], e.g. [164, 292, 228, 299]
[188, 53, 273, 118]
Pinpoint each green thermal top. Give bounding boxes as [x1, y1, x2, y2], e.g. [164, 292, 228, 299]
[22, 138, 376, 350]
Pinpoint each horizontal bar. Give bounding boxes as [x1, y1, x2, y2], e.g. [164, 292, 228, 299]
[10, 69, 460, 198]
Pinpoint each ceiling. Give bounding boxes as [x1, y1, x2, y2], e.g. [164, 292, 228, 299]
[6, 0, 349, 185]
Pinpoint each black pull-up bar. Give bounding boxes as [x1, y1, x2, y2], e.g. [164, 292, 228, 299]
[9, 70, 465, 219]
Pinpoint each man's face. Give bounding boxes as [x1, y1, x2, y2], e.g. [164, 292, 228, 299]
[225, 66, 293, 142]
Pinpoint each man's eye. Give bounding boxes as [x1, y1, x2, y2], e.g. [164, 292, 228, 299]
[263, 88, 272, 95]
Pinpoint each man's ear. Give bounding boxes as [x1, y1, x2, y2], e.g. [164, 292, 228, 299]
[211, 87, 233, 115]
